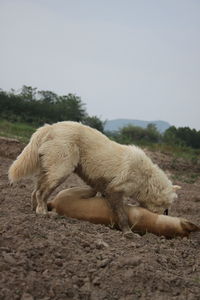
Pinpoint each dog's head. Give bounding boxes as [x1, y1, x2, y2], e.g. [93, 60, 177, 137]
[140, 185, 181, 215]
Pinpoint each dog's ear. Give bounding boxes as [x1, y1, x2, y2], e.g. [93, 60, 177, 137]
[173, 185, 181, 191]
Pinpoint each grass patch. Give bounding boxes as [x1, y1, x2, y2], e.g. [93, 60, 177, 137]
[0, 119, 36, 143]
[147, 143, 200, 163]
[171, 173, 199, 184]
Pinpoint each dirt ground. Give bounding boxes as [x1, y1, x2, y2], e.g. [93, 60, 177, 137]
[0, 137, 200, 300]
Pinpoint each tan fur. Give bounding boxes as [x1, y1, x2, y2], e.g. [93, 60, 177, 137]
[48, 187, 199, 238]
[9, 121, 178, 234]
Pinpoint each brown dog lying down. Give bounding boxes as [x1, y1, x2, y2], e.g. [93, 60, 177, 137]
[47, 187, 199, 238]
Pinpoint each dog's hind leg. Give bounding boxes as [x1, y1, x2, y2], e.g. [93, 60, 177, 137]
[35, 167, 74, 215]
[35, 174, 64, 215]
[35, 143, 80, 215]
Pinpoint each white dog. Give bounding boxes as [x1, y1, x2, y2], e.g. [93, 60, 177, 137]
[9, 121, 179, 237]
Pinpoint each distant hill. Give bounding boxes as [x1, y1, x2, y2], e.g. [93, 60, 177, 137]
[104, 119, 171, 133]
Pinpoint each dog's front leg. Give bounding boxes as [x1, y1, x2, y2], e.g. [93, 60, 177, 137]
[105, 190, 133, 238]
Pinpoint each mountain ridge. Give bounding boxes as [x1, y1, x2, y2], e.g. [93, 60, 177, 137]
[104, 119, 171, 133]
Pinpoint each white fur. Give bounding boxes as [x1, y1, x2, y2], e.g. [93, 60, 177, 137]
[9, 121, 177, 214]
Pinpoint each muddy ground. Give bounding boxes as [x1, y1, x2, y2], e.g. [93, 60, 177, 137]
[0, 137, 200, 300]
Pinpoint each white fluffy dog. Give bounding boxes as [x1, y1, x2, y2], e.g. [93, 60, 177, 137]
[9, 121, 179, 236]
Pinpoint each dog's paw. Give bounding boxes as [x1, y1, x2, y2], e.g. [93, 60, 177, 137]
[123, 231, 141, 240]
[36, 205, 48, 215]
[123, 231, 134, 239]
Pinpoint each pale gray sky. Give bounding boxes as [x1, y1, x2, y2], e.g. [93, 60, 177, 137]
[0, 0, 200, 129]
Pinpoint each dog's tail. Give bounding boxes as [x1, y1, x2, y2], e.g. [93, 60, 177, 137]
[8, 124, 51, 183]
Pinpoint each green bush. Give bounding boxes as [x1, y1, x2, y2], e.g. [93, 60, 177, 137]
[111, 123, 161, 145]
[163, 126, 200, 149]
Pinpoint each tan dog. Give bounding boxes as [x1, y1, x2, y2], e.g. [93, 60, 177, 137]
[47, 187, 199, 238]
[9, 121, 179, 237]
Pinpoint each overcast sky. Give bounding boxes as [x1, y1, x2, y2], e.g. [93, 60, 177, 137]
[0, 0, 200, 129]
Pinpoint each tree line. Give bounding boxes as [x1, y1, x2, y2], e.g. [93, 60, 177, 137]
[109, 123, 200, 149]
[163, 126, 200, 149]
[0, 86, 199, 149]
[0, 86, 104, 132]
